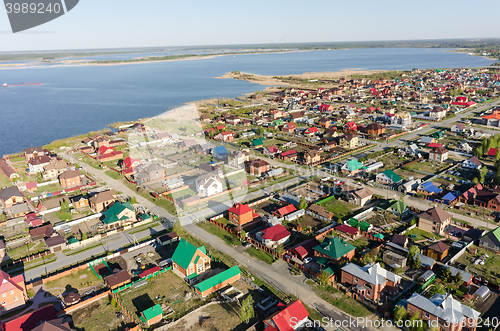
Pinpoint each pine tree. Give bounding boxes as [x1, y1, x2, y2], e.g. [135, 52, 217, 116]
[240, 295, 255, 324]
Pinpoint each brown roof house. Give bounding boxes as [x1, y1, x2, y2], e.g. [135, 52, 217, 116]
[425, 241, 449, 261]
[428, 146, 449, 163]
[24, 146, 44, 162]
[392, 233, 409, 248]
[42, 160, 68, 181]
[344, 187, 373, 207]
[247, 159, 270, 176]
[339, 134, 358, 148]
[104, 269, 131, 289]
[134, 164, 165, 184]
[418, 207, 451, 236]
[89, 190, 117, 213]
[365, 123, 385, 136]
[45, 235, 67, 253]
[30, 224, 54, 242]
[0, 187, 24, 208]
[59, 169, 81, 188]
[307, 204, 334, 222]
[27, 155, 51, 174]
[303, 150, 321, 165]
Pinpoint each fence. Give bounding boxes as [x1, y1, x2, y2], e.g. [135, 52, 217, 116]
[53, 212, 102, 229]
[446, 240, 475, 265]
[316, 195, 336, 205]
[400, 224, 417, 235]
[57, 290, 111, 317]
[111, 290, 143, 331]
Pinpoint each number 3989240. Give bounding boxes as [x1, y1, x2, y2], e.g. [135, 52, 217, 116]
[5, 2, 61, 14]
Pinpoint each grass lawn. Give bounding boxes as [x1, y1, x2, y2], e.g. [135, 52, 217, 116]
[44, 267, 102, 295]
[318, 199, 356, 220]
[314, 285, 371, 317]
[122, 180, 177, 215]
[105, 170, 122, 180]
[70, 298, 133, 331]
[405, 160, 450, 174]
[7, 242, 45, 260]
[406, 228, 440, 241]
[197, 222, 242, 246]
[170, 188, 197, 199]
[0, 172, 12, 188]
[118, 270, 203, 321]
[245, 247, 274, 264]
[456, 245, 500, 285]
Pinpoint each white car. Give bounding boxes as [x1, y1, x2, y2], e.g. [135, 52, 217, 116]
[303, 257, 313, 264]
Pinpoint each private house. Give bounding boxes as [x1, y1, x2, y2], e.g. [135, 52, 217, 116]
[29, 224, 54, 241]
[385, 242, 435, 269]
[228, 203, 259, 228]
[392, 112, 412, 127]
[307, 204, 334, 222]
[24, 146, 44, 161]
[0, 158, 18, 181]
[428, 146, 449, 162]
[89, 190, 117, 213]
[122, 157, 141, 170]
[157, 232, 179, 246]
[462, 228, 485, 243]
[257, 224, 290, 247]
[335, 224, 359, 238]
[303, 150, 321, 164]
[377, 199, 409, 217]
[365, 123, 385, 136]
[341, 262, 401, 302]
[418, 207, 451, 236]
[273, 204, 297, 219]
[195, 266, 241, 298]
[442, 265, 473, 286]
[341, 159, 363, 176]
[0, 270, 27, 312]
[196, 174, 223, 197]
[406, 293, 480, 331]
[247, 159, 270, 176]
[462, 156, 482, 170]
[314, 237, 355, 265]
[376, 170, 402, 186]
[70, 194, 90, 209]
[290, 111, 306, 122]
[456, 142, 473, 154]
[27, 155, 51, 174]
[417, 181, 442, 196]
[344, 121, 357, 132]
[2, 306, 65, 331]
[140, 304, 163, 327]
[304, 127, 319, 136]
[451, 123, 467, 133]
[318, 117, 332, 128]
[101, 201, 136, 229]
[252, 138, 264, 149]
[135, 164, 165, 184]
[280, 150, 298, 162]
[339, 134, 358, 148]
[59, 169, 81, 188]
[425, 241, 449, 261]
[392, 233, 409, 248]
[45, 235, 67, 253]
[225, 115, 240, 125]
[211, 146, 229, 160]
[171, 238, 210, 279]
[281, 122, 296, 133]
[0, 187, 24, 208]
[263, 300, 309, 331]
[344, 187, 373, 207]
[479, 227, 500, 252]
[10, 203, 30, 218]
[264, 145, 281, 156]
[42, 159, 68, 180]
[429, 107, 446, 120]
[215, 131, 234, 142]
[482, 111, 500, 127]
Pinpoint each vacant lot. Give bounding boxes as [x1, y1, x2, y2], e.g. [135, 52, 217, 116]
[405, 160, 450, 175]
[197, 222, 242, 247]
[118, 270, 202, 320]
[406, 228, 440, 242]
[245, 247, 274, 264]
[456, 245, 500, 285]
[0, 172, 12, 188]
[70, 298, 134, 331]
[379, 154, 411, 172]
[44, 267, 102, 295]
[318, 199, 357, 221]
[394, 169, 426, 180]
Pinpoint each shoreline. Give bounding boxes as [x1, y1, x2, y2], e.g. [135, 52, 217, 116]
[445, 49, 498, 61]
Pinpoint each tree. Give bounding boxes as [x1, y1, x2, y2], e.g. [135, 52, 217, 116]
[412, 255, 421, 269]
[82, 233, 87, 240]
[472, 177, 479, 184]
[255, 127, 265, 136]
[454, 271, 463, 285]
[441, 267, 452, 283]
[275, 244, 284, 257]
[239, 295, 254, 324]
[240, 230, 247, 240]
[409, 311, 423, 331]
[130, 196, 137, 205]
[407, 245, 420, 268]
[473, 146, 483, 158]
[0, 213, 5, 222]
[394, 305, 407, 323]
[298, 197, 307, 210]
[318, 270, 330, 286]
[428, 283, 445, 297]
[172, 220, 186, 236]
[479, 167, 488, 183]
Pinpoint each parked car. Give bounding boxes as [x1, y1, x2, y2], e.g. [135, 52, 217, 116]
[303, 257, 313, 264]
[135, 256, 142, 263]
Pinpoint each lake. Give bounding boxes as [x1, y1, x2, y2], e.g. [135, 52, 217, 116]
[0, 48, 494, 156]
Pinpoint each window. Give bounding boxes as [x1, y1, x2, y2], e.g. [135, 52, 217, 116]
[2, 293, 5, 298]
[197, 264, 204, 273]
[1, 302, 4, 305]
[354, 277, 358, 282]
[14, 297, 18, 301]
[367, 291, 371, 296]
[425, 312, 429, 318]
[9, 290, 13, 295]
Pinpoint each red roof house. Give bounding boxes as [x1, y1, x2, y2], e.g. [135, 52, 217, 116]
[263, 300, 309, 331]
[487, 148, 498, 157]
[304, 127, 319, 136]
[335, 224, 359, 238]
[319, 104, 333, 112]
[123, 157, 141, 169]
[228, 203, 259, 227]
[98, 146, 114, 155]
[274, 204, 297, 218]
[138, 266, 162, 279]
[259, 224, 291, 245]
[345, 121, 357, 131]
[2, 305, 57, 331]
[428, 142, 444, 148]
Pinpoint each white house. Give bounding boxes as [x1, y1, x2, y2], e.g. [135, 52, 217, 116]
[428, 107, 446, 120]
[196, 174, 223, 197]
[28, 155, 51, 174]
[455, 142, 473, 154]
[256, 224, 290, 248]
[451, 123, 467, 133]
[462, 156, 482, 170]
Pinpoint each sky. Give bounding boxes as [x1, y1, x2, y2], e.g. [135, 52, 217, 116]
[1, 0, 500, 52]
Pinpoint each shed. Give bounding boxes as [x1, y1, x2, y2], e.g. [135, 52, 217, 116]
[418, 270, 435, 283]
[104, 270, 131, 289]
[474, 285, 490, 300]
[140, 304, 163, 326]
[195, 266, 241, 297]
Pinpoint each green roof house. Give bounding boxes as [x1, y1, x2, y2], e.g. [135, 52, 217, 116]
[313, 237, 356, 265]
[376, 169, 402, 185]
[347, 218, 372, 232]
[195, 265, 241, 297]
[252, 138, 264, 148]
[479, 226, 500, 252]
[171, 238, 210, 279]
[140, 304, 163, 326]
[101, 201, 136, 229]
[432, 131, 443, 140]
[377, 199, 409, 216]
[341, 159, 363, 175]
[270, 119, 284, 128]
[138, 213, 152, 222]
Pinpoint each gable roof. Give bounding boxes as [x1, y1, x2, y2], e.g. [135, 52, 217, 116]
[467, 156, 482, 167]
[380, 170, 402, 183]
[335, 224, 358, 236]
[228, 203, 254, 216]
[102, 201, 133, 224]
[392, 233, 408, 247]
[213, 146, 228, 155]
[314, 237, 355, 260]
[428, 241, 449, 254]
[261, 225, 290, 242]
[3, 305, 58, 331]
[419, 207, 451, 223]
[479, 226, 500, 249]
[270, 300, 309, 331]
[342, 262, 401, 285]
[275, 204, 296, 217]
[195, 266, 241, 293]
[0, 186, 23, 201]
[140, 304, 163, 323]
[419, 181, 442, 194]
[378, 199, 408, 214]
[171, 238, 206, 270]
[407, 293, 479, 323]
[344, 159, 363, 172]
[253, 138, 264, 146]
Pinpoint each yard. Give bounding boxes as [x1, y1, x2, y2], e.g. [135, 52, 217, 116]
[7, 242, 46, 261]
[44, 267, 102, 296]
[118, 270, 203, 321]
[404, 160, 451, 175]
[245, 247, 274, 264]
[318, 199, 357, 221]
[105, 170, 123, 180]
[314, 285, 371, 317]
[348, 236, 381, 251]
[0, 172, 12, 188]
[379, 154, 411, 172]
[405, 228, 440, 242]
[70, 298, 134, 331]
[197, 222, 242, 247]
[456, 245, 500, 285]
